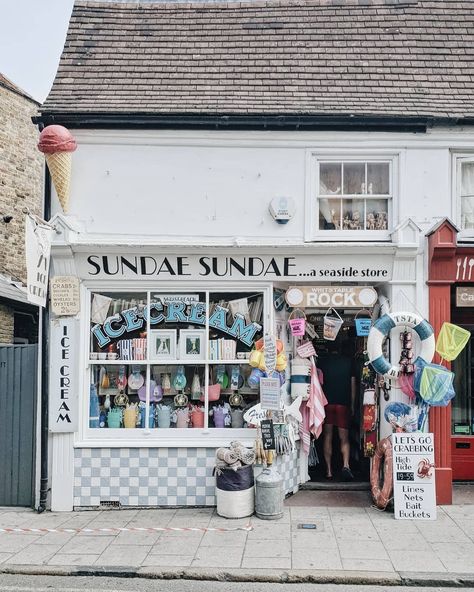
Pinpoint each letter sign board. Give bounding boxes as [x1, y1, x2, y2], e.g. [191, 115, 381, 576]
[285, 286, 378, 309]
[392, 433, 436, 520]
[49, 318, 78, 432]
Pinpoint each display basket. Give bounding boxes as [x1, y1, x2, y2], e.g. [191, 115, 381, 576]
[435, 322, 470, 362]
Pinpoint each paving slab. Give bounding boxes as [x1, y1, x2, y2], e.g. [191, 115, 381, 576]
[389, 549, 447, 573]
[47, 554, 100, 566]
[8, 544, 63, 565]
[192, 545, 244, 568]
[59, 535, 115, 555]
[337, 540, 390, 561]
[95, 544, 151, 566]
[142, 554, 194, 567]
[291, 548, 343, 570]
[341, 558, 395, 572]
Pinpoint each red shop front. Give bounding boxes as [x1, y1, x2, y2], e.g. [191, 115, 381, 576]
[428, 219, 474, 504]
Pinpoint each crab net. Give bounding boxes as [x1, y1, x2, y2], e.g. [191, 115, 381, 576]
[419, 363, 455, 407]
[436, 322, 470, 362]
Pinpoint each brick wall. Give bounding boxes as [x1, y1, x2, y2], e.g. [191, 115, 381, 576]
[0, 84, 43, 286]
[0, 303, 14, 343]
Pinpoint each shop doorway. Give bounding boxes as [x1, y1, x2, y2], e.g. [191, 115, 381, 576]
[305, 312, 371, 484]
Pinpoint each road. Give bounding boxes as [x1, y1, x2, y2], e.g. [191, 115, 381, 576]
[0, 575, 472, 592]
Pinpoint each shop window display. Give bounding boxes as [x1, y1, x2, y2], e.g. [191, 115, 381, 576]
[460, 160, 474, 230]
[88, 289, 265, 431]
[318, 161, 391, 232]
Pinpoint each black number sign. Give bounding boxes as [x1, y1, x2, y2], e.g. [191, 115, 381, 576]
[260, 419, 276, 451]
[396, 472, 414, 481]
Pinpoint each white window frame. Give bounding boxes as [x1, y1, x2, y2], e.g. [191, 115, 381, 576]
[453, 153, 474, 240]
[305, 151, 399, 242]
[77, 281, 273, 448]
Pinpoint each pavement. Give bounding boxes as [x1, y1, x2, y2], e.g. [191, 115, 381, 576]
[0, 485, 473, 587]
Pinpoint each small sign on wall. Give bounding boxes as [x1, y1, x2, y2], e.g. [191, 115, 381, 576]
[260, 419, 276, 450]
[260, 377, 281, 411]
[392, 433, 436, 520]
[50, 276, 80, 316]
[49, 318, 78, 432]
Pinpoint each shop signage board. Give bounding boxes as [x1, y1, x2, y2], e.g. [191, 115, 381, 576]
[260, 377, 281, 411]
[76, 253, 393, 283]
[50, 276, 80, 316]
[49, 318, 78, 432]
[260, 419, 276, 450]
[456, 287, 474, 306]
[25, 214, 54, 307]
[286, 286, 378, 308]
[392, 433, 436, 520]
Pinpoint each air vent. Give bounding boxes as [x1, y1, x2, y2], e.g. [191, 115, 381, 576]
[99, 500, 121, 509]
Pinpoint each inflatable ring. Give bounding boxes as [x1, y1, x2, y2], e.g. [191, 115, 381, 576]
[370, 437, 393, 510]
[367, 312, 435, 379]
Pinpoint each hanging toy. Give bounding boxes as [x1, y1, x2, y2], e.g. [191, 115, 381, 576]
[399, 330, 415, 374]
[173, 366, 187, 391]
[191, 372, 201, 400]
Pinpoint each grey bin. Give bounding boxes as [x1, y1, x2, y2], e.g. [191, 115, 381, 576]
[255, 466, 284, 520]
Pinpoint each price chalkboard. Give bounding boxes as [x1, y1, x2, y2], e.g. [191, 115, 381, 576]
[260, 419, 276, 451]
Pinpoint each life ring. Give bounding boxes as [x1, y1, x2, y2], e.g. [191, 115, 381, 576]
[370, 437, 393, 510]
[367, 312, 435, 379]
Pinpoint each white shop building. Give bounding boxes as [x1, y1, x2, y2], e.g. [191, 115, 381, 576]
[37, 0, 474, 510]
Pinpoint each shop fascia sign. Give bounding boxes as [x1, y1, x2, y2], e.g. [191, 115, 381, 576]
[76, 253, 393, 282]
[92, 301, 262, 348]
[285, 286, 378, 308]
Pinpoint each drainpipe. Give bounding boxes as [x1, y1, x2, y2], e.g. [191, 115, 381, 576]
[37, 153, 51, 513]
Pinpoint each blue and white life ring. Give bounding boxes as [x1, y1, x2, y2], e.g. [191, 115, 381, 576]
[367, 312, 435, 379]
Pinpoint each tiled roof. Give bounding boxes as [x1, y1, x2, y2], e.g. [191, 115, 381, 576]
[41, 0, 474, 120]
[0, 73, 38, 104]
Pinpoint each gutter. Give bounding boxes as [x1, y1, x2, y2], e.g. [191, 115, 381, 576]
[31, 112, 442, 133]
[37, 159, 51, 513]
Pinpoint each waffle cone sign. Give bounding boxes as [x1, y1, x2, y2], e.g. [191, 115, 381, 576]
[45, 152, 72, 213]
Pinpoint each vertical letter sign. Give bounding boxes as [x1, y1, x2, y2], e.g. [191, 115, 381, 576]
[49, 318, 78, 432]
[25, 214, 54, 307]
[392, 433, 436, 520]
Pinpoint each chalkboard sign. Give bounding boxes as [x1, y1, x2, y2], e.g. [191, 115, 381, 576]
[260, 419, 275, 451]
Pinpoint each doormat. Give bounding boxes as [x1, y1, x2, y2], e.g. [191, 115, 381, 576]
[0, 525, 253, 535]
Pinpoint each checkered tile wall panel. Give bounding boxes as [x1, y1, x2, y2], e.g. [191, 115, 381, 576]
[73, 446, 301, 508]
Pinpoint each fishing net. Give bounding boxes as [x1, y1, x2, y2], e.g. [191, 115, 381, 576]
[419, 363, 455, 406]
[398, 373, 415, 400]
[436, 322, 470, 362]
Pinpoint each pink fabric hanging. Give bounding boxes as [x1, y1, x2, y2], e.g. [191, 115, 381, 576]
[299, 359, 327, 454]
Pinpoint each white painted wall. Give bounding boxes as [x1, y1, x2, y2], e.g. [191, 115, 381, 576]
[57, 128, 474, 241]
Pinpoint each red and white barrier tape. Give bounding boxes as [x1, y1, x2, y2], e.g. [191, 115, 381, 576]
[0, 525, 253, 535]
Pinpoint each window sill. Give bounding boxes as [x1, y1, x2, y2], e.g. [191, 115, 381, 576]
[308, 230, 391, 242]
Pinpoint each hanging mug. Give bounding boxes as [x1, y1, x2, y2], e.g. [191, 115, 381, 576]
[288, 309, 306, 336]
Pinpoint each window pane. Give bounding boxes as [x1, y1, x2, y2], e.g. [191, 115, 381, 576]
[461, 196, 474, 229]
[365, 199, 389, 230]
[343, 163, 365, 194]
[461, 162, 474, 196]
[341, 199, 364, 230]
[89, 363, 144, 429]
[319, 163, 341, 194]
[90, 292, 147, 361]
[367, 163, 390, 195]
[319, 199, 341, 230]
[208, 364, 259, 428]
[149, 292, 206, 362]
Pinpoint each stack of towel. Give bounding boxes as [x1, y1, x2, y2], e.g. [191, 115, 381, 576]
[215, 441, 256, 472]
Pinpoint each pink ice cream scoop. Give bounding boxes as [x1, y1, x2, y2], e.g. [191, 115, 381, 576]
[37, 125, 77, 154]
[37, 125, 77, 212]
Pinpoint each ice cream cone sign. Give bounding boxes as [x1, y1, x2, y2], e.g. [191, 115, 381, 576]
[37, 125, 77, 213]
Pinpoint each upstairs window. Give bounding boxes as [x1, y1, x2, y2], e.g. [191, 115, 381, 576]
[457, 157, 474, 232]
[307, 156, 395, 241]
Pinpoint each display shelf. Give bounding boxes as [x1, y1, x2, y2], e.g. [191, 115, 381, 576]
[207, 359, 250, 365]
[89, 359, 148, 365]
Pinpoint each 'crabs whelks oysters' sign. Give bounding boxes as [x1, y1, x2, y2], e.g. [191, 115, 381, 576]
[392, 433, 436, 521]
[286, 286, 378, 309]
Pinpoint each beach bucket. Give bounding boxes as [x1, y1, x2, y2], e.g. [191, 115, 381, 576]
[191, 407, 205, 428]
[323, 308, 343, 341]
[355, 310, 372, 337]
[231, 409, 244, 428]
[213, 406, 226, 428]
[288, 309, 306, 336]
[176, 408, 190, 428]
[157, 405, 171, 428]
[107, 408, 122, 428]
[123, 405, 138, 428]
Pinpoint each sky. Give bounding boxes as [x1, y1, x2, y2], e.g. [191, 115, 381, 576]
[0, 0, 75, 102]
